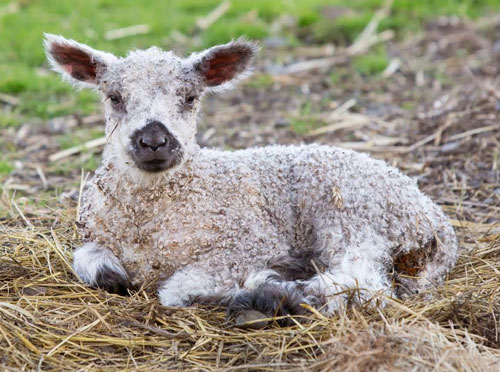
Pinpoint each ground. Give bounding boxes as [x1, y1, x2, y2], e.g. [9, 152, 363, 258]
[0, 1, 499, 371]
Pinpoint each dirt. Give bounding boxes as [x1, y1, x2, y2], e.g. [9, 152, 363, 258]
[3, 21, 499, 217]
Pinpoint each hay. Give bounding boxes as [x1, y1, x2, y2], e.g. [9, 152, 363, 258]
[0, 211, 498, 371]
[313, 322, 498, 372]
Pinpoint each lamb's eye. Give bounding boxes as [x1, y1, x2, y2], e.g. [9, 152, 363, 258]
[185, 96, 196, 106]
[108, 94, 122, 106]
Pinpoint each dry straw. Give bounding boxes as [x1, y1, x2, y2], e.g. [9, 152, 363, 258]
[0, 186, 498, 371]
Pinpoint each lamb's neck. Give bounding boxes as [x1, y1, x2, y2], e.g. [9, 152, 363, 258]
[97, 156, 197, 200]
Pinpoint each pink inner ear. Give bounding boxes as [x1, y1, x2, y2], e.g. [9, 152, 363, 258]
[203, 47, 252, 86]
[51, 43, 97, 82]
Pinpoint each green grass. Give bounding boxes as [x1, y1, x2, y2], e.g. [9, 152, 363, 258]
[290, 118, 325, 135]
[310, 0, 500, 44]
[0, 159, 13, 175]
[353, 48, 389, 76]
[0, 0, 499, 125]
[56, 127, 104, 150]
[0, 111, 21, 128]
[290, 102, 327, 134]
[246, 73, 274, 89]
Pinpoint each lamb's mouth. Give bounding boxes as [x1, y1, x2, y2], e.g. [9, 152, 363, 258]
[131, 151, 183, 173]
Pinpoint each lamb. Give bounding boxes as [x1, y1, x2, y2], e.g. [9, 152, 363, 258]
[44, 34, 458, 326]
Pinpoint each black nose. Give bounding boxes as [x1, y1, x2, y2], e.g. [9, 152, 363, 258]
[137, 122, 168, 152]
[129, 120, 183, 172]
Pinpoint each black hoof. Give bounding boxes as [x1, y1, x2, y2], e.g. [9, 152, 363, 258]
[95, 266, 132, 296]
[227, 284, 309, 327]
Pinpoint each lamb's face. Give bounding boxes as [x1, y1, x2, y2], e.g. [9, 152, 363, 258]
[44, 34, 257, 174]
[99, 49, 202, 172]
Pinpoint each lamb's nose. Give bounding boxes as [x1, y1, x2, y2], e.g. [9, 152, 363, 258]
[139, 134, 167, 152]
[136, 121, 170, 152]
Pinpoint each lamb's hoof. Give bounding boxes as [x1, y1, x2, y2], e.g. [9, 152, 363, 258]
[234, 310, 269, 329]
[227, 285, 309, 327]
[95, 266, 132, 296]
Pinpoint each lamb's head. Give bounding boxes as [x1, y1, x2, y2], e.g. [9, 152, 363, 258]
[44, 34, 257, 174]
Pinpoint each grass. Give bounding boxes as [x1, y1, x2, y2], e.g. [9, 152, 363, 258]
[1, 0, 499, 124]
[290, 101, 329, 135]
[0, 159, 13, 175]
[56, 128, 104, 150]
[290, 118, 325, 135]
[246, 73, 275, 89]
[353, 48, 389, 76]
[0, 111, 21, 128]
[311, 0, 500, 44]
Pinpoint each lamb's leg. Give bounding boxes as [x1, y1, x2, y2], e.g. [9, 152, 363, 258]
[226, 270, 314, 328]
[298, 245, 394, 314]
[73, 242, 131, 295]
[159, 266, 313, 328]
[300, 268, 391, 314]
[226, 259, 391, 327]
[158, 266, 228, 307]
[226, 247, 393, 327]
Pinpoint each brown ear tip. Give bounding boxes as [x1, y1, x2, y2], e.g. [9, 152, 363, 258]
[232, 38, 260, 56]
[43, 35, 102, 84]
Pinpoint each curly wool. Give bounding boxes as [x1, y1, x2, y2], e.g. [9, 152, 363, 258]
[79, 144, 458, 300]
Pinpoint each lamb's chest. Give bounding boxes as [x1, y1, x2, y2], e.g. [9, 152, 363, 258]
[85, 172, 268, 281]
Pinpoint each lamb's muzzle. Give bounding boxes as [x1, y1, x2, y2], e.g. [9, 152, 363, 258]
[129, 121, 182, 172]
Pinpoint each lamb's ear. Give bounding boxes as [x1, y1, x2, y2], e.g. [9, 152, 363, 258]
[188, 38, 258, 93]
[44, 33, 117, 88]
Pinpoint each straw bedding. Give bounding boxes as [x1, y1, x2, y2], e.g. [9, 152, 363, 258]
[0, 212, 498, 370]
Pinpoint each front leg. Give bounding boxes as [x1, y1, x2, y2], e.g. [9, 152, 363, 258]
[158, 266, 228, 307]
[73, 242, 131, 295]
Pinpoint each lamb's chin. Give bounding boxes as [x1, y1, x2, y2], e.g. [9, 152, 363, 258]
[117, 160, 186, 187]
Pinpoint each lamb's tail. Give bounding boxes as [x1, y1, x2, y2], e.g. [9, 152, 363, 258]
[394, 214, 458, 296]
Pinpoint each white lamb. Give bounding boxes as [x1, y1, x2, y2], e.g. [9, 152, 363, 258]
[45, 34, 458, 326]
